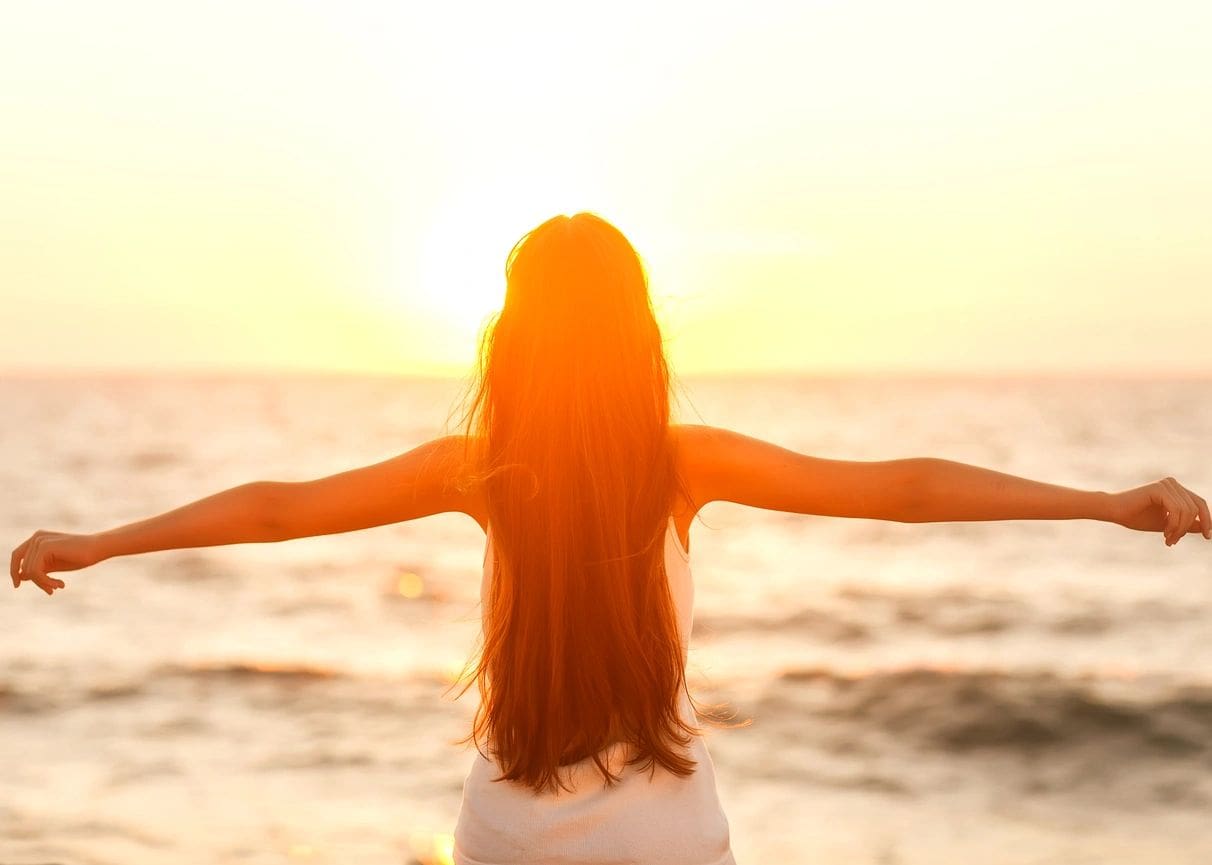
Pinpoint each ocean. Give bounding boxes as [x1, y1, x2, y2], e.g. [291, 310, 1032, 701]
[2, 372, 1211, 864]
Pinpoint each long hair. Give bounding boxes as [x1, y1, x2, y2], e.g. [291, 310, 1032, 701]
[444, 212, 704, 795]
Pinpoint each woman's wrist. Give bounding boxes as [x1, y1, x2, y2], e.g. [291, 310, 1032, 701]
[85, 531, 116, 565]
[1091, 490, 1120, 524]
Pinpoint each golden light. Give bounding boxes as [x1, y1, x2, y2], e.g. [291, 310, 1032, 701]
[396, 570, 425, 599]
[407, 170, 605, 340]
[442, 659, 470, 686]
[408, 831, 456, 865]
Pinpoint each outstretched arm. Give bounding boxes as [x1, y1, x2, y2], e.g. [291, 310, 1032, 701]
[92, 481, 278, 561]
[902, 459, 1207, 542]
[9, 481, 277, 595]
[10, 435, 477, 595]
[902, 458, 1115, 523]
[677, 424, 1210, 546]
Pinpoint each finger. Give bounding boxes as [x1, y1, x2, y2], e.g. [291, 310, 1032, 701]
[1163, 494, 1182, 542]
[1172, 485, 1201, 543]
[40, 549, 66, 590]
[1161, 488, 1181, 545]
[39, 576, 63, 593]
[19, 539, 42, 585]
[10, 538, 31, 588]
[29, 540, 65, 594]
[1175, 484, 1210, 539]
[27, 560, 59, 595]
[1196, 493, 1212, 540]
[1158, 477, 1178, 537]
[1164, 483, 1188, 544]
[1161, 479, 1191, 545]
[1167, 505, 1191, 545]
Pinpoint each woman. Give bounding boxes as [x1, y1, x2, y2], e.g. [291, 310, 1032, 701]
[9, 212, 1210, 865]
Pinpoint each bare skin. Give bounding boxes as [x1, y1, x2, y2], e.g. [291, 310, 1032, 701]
[9, 424, 1211, 595]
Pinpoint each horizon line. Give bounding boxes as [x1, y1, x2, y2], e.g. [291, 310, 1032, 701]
[3, 364, 1210, 383]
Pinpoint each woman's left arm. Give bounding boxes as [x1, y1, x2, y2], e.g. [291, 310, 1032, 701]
[11, 435, 476, 595]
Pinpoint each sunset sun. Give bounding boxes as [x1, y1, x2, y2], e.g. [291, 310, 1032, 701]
[411, 175, 596, 339]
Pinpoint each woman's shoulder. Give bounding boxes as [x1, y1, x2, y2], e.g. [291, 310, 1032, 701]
[671, 424, 741, 522]
[429, 434, 490, 530]
[668, 423, 732, 497]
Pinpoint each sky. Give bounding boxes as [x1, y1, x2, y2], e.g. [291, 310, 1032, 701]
[2, 0, 1210, 377]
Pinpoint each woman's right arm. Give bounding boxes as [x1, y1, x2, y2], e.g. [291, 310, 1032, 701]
[675, 424, 927, 522]
[675, 424, 1210, 546]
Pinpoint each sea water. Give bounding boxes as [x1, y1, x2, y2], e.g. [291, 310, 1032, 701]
[2, 372, 1210, 864]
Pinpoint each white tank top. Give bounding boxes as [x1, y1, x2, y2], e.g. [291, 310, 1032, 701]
[452, 515, 736, 865]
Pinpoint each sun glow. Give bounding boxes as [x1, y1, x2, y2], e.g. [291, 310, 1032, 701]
[409, 173, 602, 341]
[4, 3, 1210, 376]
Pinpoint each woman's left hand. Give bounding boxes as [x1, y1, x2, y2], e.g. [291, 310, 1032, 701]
[10, 530, 102, 595]
[1108, 477, 1211, 546]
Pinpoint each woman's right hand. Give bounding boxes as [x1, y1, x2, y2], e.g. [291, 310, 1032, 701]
[10, 530, 103, 595]
[1108, 477, 1211, 546]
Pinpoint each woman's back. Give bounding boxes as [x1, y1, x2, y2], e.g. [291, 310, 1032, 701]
[451, 513, 735, 865]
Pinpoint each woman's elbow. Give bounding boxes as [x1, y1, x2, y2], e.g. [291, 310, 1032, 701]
[891, 458, 937, 523]
[250, 480, 293, 541]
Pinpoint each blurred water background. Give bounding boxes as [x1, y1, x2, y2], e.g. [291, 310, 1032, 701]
[2, 372, 1211, 865]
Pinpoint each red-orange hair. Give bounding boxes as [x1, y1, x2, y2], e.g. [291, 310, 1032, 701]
[446, 212, 703, 795]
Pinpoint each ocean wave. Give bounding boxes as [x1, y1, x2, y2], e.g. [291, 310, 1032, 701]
[149, 551, 235, 582]
[693, 608, 870, 642]
[157, 661, 345, 681]
[126, 449, 181, 470]
[0, 665, 347, 716]
[755, 665, 1212, 758]
[691, 601, 1019, 640]
[0, 661, 460, 717]
[692, 587, 1203, 641]
[0, 679, 145, 714]
[150, 661, 461, 690]
[835, 585, 1033, 635]
[0, 681, 55, 715]
[254, 749, 378, 770]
